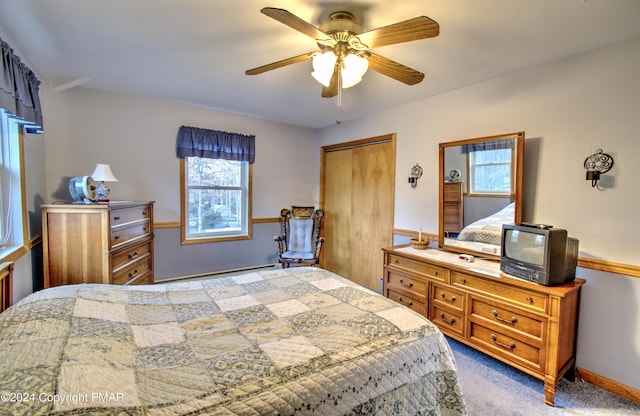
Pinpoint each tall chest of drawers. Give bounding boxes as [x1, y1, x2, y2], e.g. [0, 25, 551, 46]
[42, 201, 155, 287]
[383, 246, 585, 406]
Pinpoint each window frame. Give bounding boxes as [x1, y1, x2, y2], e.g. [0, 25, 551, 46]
[0, 110, 28, 262]
[465, 147, 515, 198]
[179, 156, 252, 244]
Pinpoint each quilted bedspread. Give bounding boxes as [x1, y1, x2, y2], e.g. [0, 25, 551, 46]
[0, 267, 466, 415]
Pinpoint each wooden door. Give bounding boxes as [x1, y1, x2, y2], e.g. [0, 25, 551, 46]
[321, 134, 395, 291]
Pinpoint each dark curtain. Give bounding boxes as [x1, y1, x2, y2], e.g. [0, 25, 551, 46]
[461, 139, 514, 154]
[0, 37, 43, 133]
[176, 126, 255, 163]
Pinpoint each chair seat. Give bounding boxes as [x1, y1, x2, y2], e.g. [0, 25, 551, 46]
[281, 251, 316, 260]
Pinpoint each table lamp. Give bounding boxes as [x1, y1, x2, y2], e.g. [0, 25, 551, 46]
[91, 164, 118, 202]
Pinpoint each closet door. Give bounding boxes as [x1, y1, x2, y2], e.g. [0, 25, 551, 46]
[321, 135, 395, 291]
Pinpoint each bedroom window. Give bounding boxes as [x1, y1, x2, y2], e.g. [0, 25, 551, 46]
[176, 126, 255, 244]
[181, 157, 252, 243]
[0, 109, 24, 252]
[468, 148, 513, 195]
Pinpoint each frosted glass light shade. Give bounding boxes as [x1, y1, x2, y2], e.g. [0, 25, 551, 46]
[311, 52, 369, 89]
[341, 54, 368, 88]
[311, 52, 337, 87]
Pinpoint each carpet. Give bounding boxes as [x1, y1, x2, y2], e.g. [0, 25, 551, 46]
[447, 337, 640, 415]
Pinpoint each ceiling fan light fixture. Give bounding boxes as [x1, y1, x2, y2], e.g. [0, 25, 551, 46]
[341, 54, 369, 88]
[311, 52, 337, 87]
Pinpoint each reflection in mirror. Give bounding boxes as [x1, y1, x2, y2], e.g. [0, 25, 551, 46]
[438, 132, 524, 258]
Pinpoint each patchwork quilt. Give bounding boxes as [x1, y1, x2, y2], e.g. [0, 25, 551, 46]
[0, 267, 466, 415]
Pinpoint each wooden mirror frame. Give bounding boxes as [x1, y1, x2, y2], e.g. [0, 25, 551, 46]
[438, 131, 524, 259]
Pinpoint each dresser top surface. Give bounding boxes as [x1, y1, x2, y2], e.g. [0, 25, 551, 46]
[385, 246, 585, 293]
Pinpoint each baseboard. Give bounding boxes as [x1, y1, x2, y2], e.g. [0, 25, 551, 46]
[155, 263, 278, 283]
[576, 367, 640, 404]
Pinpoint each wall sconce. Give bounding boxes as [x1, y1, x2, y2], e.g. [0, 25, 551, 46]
[408, 163, 423, 188]
[584, 149, 614, 188]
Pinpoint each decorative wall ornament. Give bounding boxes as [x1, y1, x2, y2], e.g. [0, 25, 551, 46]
[584, 149, 614, 188]
[408, 163, 423, 188]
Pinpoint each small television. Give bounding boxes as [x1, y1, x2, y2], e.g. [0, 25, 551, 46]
[500, 224, 578, 286]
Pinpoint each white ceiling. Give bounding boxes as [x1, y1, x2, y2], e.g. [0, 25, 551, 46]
[1, 0, 639, 129]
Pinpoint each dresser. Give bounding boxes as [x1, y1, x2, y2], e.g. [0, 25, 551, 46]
[42, 201, 154, 287]
[443, 181, 463, 233]
[0, 262, 13, 312]
[382, 246, 584, 406]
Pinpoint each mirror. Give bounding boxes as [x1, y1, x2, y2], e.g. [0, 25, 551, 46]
[438, 131, 524, 258]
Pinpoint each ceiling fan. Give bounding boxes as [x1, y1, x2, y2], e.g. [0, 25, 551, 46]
[246, 7, 439, 98]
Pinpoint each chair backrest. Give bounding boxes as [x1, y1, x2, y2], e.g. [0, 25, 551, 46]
[280, 206, 323, 254]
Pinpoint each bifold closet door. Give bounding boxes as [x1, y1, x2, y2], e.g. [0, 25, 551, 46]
[321, 135, 395, 291]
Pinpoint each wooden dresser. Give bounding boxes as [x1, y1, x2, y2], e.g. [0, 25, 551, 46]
[443, 182, 464, 233]
[42, 201, 154, 287]
[382, 246, 585, 406]
[0, 262, 13, 312]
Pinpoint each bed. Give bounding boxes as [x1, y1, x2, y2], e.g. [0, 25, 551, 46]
[0, 267, 466, 415]
[457, 202, 515, 246]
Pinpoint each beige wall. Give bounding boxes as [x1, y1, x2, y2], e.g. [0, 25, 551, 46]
[42, 88, 320, 221]
[317, 36, 640, 390]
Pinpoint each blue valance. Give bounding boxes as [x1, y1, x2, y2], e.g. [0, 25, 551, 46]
[176, 126, 255, 163]
[0, 37, 43, 133]
[461, 139, 514, 154]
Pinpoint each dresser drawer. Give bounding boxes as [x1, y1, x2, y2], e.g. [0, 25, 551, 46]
[111, 222, 151, 248]
[387, 289, 426, 315]
[470, 297, 544, 340]
[112, 255, 152, 285]
[387, 254, 446, 281]
[112, 240, 152, 271]
[386, 270, 427, 298]
[451, 272, 547, 313]
[470, 323, 544, 373]
[431, 305, 463, 336]
[432, 283, 465, 313]
[111, 205, 151, 227]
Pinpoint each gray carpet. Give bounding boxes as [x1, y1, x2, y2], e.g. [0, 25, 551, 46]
[447, 337, 640, 415]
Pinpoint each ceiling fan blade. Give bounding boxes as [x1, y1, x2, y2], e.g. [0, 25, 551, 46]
[261, 7, 332, 42]
[246, 52, 314, 75]
[355, 16, 439, 49]
[367, 53, 425, 85]
[321, 66, 339, 98]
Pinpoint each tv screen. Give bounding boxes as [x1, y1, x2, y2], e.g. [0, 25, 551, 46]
[504, 229, 545, 267]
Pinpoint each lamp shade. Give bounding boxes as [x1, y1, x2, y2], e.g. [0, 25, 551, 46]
[341, 54, 369, 88]
[91, 164, 118, 182]
[311, 52, 337, 87]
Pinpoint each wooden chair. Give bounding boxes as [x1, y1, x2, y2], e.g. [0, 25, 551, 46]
[274, 207, 324, 268]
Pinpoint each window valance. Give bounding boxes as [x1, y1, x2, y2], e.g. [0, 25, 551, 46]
[0, 37, 43, 133]
[176, 126, 255, 163]
[461, 139, 514, 154]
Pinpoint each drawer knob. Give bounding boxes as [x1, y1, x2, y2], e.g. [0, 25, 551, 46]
[113, 216, 121, 220]
[129, 269, 139, 278]
[399, 279, 414, 288]
[432, 271, 439, 276]
[128, 251, 139, 260]
[439, 312, 456, 325]
[114, 235, 120, 240]
[492, 310, 518, 325]
[440, 292, 456, 303]
[460, 278, 466, 284]
[490, 334, 516, 350]
[526, 297, 534, 304]
[397, 296, 413, 307]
